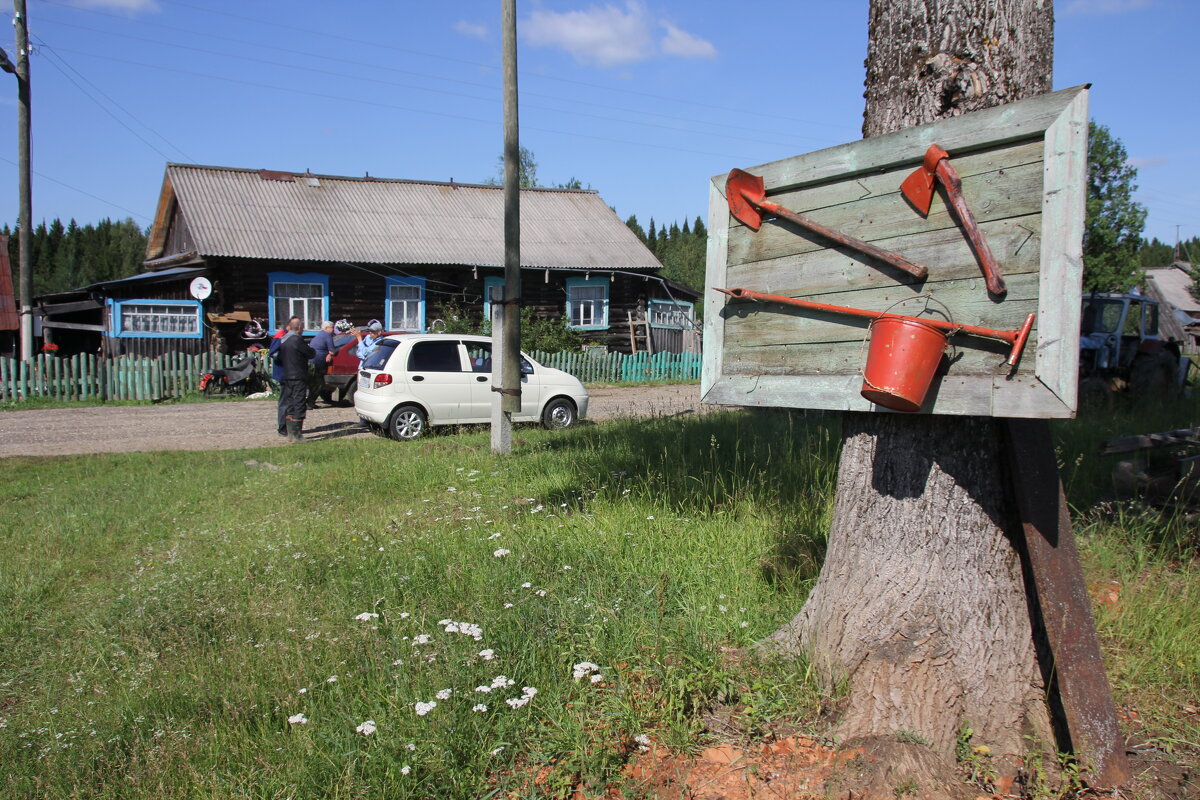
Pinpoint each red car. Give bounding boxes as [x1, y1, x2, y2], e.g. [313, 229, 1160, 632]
[322, 332, 407, 405]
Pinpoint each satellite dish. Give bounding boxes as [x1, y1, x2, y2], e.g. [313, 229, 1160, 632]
[189, 277, 213, 300]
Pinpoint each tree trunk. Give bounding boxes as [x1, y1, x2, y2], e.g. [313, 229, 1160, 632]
[766, 1, 1056, 794]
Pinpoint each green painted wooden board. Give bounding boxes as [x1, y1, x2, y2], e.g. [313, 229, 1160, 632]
[703, 86, 1088, 418]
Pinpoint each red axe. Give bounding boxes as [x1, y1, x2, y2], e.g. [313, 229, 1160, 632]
[901, 145, 1007, 297]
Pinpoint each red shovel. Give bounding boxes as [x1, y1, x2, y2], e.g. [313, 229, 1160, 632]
[900, 145, 1007, 297]
[726, 169, 929, 282]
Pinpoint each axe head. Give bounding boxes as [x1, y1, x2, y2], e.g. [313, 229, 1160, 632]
[900, 144, 951, 215]
[726, 168, 765, 231]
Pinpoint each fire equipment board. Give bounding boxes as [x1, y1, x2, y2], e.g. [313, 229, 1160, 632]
[702, 85, 1088, 418]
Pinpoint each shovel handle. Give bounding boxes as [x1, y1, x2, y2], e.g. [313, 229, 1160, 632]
[753, 197, 929, 281]
[933, 158, 1007, 296]
[717, 287, 1035, 365]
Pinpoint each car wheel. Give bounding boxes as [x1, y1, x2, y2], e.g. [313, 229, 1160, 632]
[388, 404, 427, 441]
[542, 397, 577, 430]
[342, 382, 358, 407]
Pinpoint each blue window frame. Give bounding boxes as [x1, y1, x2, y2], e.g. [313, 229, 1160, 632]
[268, 272, 329, 334]
[482, 276, 504, 323]
[565, 276, 609, 330]
[386, 276, 426, 331]
[648, 299, 696, 329]
[108, 298, 203, 339]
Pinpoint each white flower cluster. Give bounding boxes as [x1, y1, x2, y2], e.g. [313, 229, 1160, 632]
[493, 548, 511, 557]
[471, 703, 488, 713]
[414, 700, 437, 716]
[288, 713, 308, 725]
[490, 675, 516, 689]
[438, 619, 483, 640]
[411, 634, 431, 645]
[435, 688, 452, 700]
[505, 686, 538, 709]
[478, 648, 495, 660]
[572, 662, 604, 683]
[356, 720, 376, 736]
[634, 733, 651, 751]
[354, 611, 380, 622]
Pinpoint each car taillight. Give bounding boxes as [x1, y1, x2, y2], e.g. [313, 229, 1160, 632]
[373, 373, 393, 387]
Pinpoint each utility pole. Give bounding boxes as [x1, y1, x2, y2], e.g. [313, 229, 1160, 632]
[13, 0, 32, 361]
[492, 0, 520, 454]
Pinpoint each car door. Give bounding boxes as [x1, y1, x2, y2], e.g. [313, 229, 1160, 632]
[464, 341, 539, 421]
[403, 340, 473, 424]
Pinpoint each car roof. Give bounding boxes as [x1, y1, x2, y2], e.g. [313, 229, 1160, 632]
[381, 333, 492, 344]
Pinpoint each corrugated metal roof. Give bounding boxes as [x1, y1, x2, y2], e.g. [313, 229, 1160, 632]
[164, 164, 663, 271]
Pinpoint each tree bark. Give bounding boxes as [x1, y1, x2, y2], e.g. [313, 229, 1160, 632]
[766, 1, 1056, 794]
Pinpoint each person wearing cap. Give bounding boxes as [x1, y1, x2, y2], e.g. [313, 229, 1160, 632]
[355, 321, 384, 365]
[307, 320, 336, 408]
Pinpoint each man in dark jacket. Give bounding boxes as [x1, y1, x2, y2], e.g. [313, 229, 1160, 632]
[277, 318, 316, 442]
[270, 316, 301, 436]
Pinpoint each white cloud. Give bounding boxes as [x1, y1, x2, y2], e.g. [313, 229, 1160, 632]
[454, 20, 489, 41]
[522, 2, 716, 68]
[659, 23, 716, 60]
[524, 1, 655, 67]
[1061, 0, 1154, 15]
[1127, 156, 1167, 168]
[67, 0, 159, 13]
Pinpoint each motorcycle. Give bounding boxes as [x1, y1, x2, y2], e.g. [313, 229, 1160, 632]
[199, 351, 271, 396]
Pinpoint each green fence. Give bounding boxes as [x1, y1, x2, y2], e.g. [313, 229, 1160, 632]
[0, 348, 701, 403]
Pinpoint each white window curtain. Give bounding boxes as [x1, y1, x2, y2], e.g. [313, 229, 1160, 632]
[120, 303, 199, 335]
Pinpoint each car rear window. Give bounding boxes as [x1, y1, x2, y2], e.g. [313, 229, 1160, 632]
[363, 339, 399, 370]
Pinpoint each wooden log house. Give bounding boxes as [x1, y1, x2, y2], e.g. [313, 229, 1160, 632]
[37, 164, 698, 359]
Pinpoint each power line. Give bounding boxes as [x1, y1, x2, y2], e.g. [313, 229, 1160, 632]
[32, 40, 196, 163]
[50, 46, 759, 162]
[33, 18, 829, 151]
[0, 155, 152, 221]
[57, 0, 856, 133]
[35, 12, 848, 145]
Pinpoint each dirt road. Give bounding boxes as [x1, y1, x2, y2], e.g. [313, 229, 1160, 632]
[0, 385, 708, 458]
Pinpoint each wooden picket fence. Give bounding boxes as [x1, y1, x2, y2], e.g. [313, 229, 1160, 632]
[0, 348, 701, 404]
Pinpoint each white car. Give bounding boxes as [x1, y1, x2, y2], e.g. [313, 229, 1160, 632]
[354, 334, 589, 440]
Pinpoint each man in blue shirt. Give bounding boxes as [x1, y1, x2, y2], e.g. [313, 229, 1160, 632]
[355, 320, 384, 365]
[307, 320, 336, 408]
[269, 316, 301, 436]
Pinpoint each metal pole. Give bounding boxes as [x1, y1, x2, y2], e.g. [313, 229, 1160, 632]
[14, 0, 32, 361]
[493, 0, 520, 453]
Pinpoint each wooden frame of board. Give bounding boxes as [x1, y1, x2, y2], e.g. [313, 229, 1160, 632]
[702, 85, 1089, 418]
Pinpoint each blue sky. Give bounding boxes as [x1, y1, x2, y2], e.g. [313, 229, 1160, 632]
[0, 0, 1195, 251]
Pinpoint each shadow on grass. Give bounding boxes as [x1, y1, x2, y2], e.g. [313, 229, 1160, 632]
[533, 407, 842, 589]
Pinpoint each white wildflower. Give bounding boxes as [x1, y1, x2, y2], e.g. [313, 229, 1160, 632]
[414, 701, 437, 716]
[590, 673, 603, 684]
[288, 713, 308, 725]
[326, 675, 338, 683]
[472, 703, 488, 712]
[572, 662, 600, 680]
[479, 648, 495, 660]
[491, 746, 505, 755]
[435, 688, 452, 700]
[401, 765, 411, 775]
[412, 634, 431, 645]
[493, 548, 511, 557]
[297, 688, 307, 694]
[356, 720, 377, 736]
[475, 685, 492, 693]
[354, 612, 379, 621]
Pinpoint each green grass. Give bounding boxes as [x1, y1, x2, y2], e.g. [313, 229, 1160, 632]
[2, 400, 1197, 798]
[0, 409, 837, 799]
[0, 391, 262, 412]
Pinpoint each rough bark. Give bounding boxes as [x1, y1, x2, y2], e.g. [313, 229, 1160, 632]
[766, 2, 1057, 796]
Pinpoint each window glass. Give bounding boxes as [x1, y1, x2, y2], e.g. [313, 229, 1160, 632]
[407, 341, 463, 372]
[389, 283, 423, 330]
[1123, 303, 1143, 336]
[464, 341, 532, 374]
[119, 303, 200, 335]
[567, 282, 608, 328]
[1144, 304, 1159, 336]
[363, 339, 399, 370]
[273, 281, 324, 330]
[648, 300, 695, 329]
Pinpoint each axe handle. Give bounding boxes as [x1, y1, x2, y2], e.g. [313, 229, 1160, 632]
[755, 198, 929, 281]
[934, 159, 1007, 296]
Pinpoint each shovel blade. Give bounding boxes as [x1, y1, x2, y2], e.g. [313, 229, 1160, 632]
[726, 168, 765, 230]
[900, 166, 935, 215]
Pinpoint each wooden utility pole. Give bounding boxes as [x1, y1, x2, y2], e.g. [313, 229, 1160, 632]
[493, 0, 521, 454]
[13, 0, 32, 361]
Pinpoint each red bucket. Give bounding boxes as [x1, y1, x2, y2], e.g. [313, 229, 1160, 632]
[860, 316, 948, 412]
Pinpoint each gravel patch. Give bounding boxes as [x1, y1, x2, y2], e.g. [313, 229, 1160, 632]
[0, 384, 711, 458]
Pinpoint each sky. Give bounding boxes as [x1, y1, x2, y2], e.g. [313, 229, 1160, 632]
[0, 0, 1195, 252]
